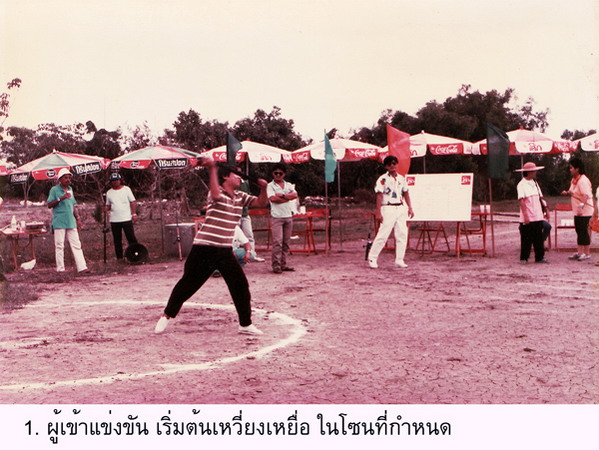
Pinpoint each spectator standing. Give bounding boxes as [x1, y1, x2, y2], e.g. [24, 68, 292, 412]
[267, 164, 298, 274]
[104, 172, 138, 260]
[47, 169, 89, 273]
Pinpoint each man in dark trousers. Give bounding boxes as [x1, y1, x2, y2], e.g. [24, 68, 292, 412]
[104, 172, 138, 260]
[154, 158, 268, 335]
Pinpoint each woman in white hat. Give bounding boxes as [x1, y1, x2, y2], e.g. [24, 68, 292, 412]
[515, 162, 547, 263]
[47, 168, 89, 273]
[561, 157, 593, 261]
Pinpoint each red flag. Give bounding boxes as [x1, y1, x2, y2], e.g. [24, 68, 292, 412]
[386, 124, 411, 176]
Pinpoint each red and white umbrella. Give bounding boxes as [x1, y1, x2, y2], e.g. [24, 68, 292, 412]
[8, 150, 110, 183]
[291, 138, 382, 163]
[381, 131, 474, 158]
[575, 132, 599, 151]
[202, 140, 293, 164]
[111, 145, 201, 170]
[475, 128, 570, 155]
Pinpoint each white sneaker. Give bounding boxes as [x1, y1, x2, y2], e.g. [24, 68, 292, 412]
[368, 259, 378, 269]
[254, 256, 265, 262]
[568, 253, 581, 260]
[578, 254, 591, 261]
[395, 260, 408, 268]
[154, 315, 170, 334]
[239, 324, 264, 335]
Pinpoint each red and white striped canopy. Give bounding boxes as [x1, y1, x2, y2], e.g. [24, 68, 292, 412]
[202, 140, 293, 163]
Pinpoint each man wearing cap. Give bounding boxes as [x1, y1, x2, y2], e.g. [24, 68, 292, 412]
[47, 168, 89, 273]
[104, 172, 138, 261]
[516, 162, 547, 264]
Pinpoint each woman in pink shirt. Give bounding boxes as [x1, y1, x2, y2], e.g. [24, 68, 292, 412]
[561, 157, 593, 261]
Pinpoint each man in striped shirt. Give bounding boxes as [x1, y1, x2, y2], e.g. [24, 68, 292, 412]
[154, 158, 268, 336]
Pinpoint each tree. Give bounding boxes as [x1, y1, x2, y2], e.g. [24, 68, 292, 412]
[233, 106, 306, 150]
[0, 78, 22, 140]
[170, 109, 229, 151]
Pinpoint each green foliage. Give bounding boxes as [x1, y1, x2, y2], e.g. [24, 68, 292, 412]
[233, 106, 306, 150]
[170, 109, 229, 151]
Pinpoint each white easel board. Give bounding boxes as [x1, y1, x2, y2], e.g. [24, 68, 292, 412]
[406, 173, 473, 222]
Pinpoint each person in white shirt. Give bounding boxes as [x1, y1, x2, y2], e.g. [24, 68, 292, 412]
[367, 155, 414, 269]
[515, 162, 547, 264]
[104, 172, 138, 260]
[232, 225, 257, 266]
[267, 164, 298, 274]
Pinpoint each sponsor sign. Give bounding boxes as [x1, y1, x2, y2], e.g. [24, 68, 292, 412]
[45, 168, 57, 179]
[345, 148, 378, 160]
[156, 158, 188, 169]
[514, 141, 552, 153]
[72, 162, 101, 175]
[292, 151, 311, 164]
[10, 172, 29, 184]
[429, 144, 462, 155]
[407, 173, 473, 222]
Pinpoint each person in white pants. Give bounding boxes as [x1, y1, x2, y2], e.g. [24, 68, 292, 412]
[47, 168, 89, 273]
[367, 155, 414, 269]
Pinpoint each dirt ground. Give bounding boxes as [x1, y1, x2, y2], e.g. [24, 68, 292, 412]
[0, 220, 597, 404]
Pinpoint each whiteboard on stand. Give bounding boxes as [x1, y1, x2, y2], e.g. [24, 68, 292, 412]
[406, 173, 473, 222]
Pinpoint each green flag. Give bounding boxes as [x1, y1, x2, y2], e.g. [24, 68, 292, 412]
[324, 134, 336, 183]
[486, 123, 510, 180]
[226, 133, 242, 165]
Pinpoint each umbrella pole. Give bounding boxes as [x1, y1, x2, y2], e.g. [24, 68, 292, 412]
[337, 161, 342, 250]
[158, 169, 165, 254]
[488, 177, 496, 257]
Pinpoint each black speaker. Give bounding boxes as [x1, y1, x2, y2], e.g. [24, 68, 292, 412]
[124, 243, 149, 264]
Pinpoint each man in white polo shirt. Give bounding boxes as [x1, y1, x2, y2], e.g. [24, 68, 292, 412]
[267, 164, 298, 274]
[367, 155, 414, 269]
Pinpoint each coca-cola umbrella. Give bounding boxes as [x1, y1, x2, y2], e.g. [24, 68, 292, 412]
[202, 140, 293, 164]
[111, 145, 203, 254]
[291, 138, 385, 248]
[381, 131, 475, 171]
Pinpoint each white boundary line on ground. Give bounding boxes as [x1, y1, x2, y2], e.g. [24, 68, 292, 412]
[0, 301, 307, 392]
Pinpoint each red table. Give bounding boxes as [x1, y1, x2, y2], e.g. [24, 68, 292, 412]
[1, 226, 48, 271]
[455, 212, 489, 256]
[290, 209, 331, 255]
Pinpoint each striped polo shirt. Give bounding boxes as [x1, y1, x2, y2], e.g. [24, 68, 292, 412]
[193, 188, 255, 247]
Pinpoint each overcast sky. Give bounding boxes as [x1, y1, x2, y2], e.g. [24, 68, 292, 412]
[1, 0, 597, 143]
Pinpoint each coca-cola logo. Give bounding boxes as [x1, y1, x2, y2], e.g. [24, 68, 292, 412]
[349, 148, 376, 159]
[431, 144, 460, 155]
[461, 175, 472, 185]
[406, 176, 416, 186]
[293, 152, 310, 163]
[46, 169, 57, 178]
